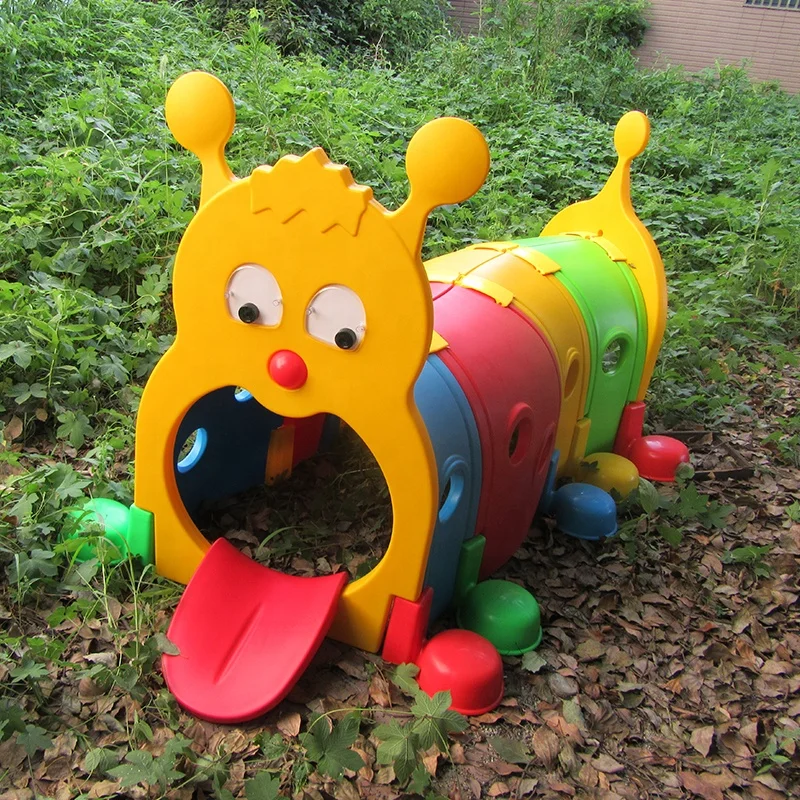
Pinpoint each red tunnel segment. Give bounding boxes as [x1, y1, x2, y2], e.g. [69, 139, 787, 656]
[431, 284, 561, 577]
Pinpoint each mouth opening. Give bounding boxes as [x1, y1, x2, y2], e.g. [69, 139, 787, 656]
[173, 385, 393, 580]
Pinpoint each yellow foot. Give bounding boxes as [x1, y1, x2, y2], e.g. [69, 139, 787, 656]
[575, 452, 639, 499]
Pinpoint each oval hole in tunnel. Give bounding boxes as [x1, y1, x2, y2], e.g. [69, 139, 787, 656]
[177, 428, 207, 473]
[508, 415, 533, 466]
[438, 470, 465, 524]
[182, 408, 392, 583]
[602, 338, 626, 374]
[563, 353, 580, 399]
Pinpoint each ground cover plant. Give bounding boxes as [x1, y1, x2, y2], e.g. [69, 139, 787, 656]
[1, 0, 799, 798]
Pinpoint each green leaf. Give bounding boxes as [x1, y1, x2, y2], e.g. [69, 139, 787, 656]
[301, 713, 364, 780]
[391, 662, 421, 696]
[17, 725, 53, 757]
[132, 718, 154, 743]
[562, 699, 588, 732]
[114, 663, 139, 692]
[212, 772, 235, 800]
[676, 482, 707, 520]
[1, 342, 34, 368]
[638, 478, 661, 516]
[108, 750, 154, 787]
[374, 720, 419, 784]
[56, 409, 94, 448]
[411, 690, 451, 720]
[153, 631, 180, 656]
[0, 701, 26, 740]
[407, 761, 432, 794]
[410, 691, 467, 750]
[722, 545, 771, 565]
[257, 732, 288, 761]
[245, 771, 281, 800]
[488, 735, 531, 764]
[656, 523, 684, 547]
[85, 747, 119, 775]
[10, 655, 49, 682]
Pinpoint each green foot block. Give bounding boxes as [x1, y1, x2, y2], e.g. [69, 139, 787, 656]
[457, 579, 542, 656]
[67, 499, 154, 566]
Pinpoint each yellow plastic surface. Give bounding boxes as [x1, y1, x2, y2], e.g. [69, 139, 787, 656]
[459, 274, 513, 307]
[570, 418, 592, 473]
[135, 72, 489, 653]
[429, 330, 449, 353]
[513, 246, 562, 275]
[575, 452, 639, 499]
[425, 245, 503, 286]
[542, 112, 667, 401]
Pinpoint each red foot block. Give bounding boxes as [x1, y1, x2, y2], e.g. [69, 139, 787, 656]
[614, 402, 690, 482]
[382, 587, 433, 665]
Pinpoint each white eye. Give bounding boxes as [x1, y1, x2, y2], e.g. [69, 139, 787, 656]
[225, 264, 282, 326]
[305, 285, 366, 350]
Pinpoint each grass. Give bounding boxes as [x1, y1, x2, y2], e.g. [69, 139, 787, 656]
[1, 0, 799, 796]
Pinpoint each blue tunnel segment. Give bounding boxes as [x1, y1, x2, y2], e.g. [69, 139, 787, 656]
[415, 355, 483, 620]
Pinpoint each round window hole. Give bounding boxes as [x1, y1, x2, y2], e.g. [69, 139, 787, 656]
[234, 386, 253, 402]
[177, 428, 207, 473]
[602, 339, 625, 374]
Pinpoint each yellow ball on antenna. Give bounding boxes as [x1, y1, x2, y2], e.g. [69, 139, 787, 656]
[165, 71, 235, 158]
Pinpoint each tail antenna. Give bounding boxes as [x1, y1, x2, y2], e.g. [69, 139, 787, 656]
[542, 111, 666, 401]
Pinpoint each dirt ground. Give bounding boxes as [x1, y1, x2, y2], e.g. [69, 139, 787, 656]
[1, 366, 798, 800]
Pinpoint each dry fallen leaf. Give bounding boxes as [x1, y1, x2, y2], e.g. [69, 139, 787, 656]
[531, 727, 560, 769]
[5, 415, 23, 441]
[368, 674, 391, 708]
[689, 725, 715, 757]
[591, 753, 624, 774]
[680, 771, 723, 800]
[277, 711, 302, 738]
[577, 763, 598, 788]
[575, 639, 605, 661]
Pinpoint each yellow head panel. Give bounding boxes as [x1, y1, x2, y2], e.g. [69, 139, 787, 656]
[135, 72, 490, 653]
[542, 112, 666, 401]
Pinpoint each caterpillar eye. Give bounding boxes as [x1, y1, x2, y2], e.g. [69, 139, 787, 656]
[334, 328, 358, 350]
[305, 285, 366, 350]
[238, 302, 260, 324]
[226, 264, 282, 327]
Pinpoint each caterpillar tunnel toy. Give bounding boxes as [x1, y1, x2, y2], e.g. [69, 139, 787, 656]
[71, 71, 690, 723]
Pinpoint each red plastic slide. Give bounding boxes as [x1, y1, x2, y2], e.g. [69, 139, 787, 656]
[162, 539, 347, 723]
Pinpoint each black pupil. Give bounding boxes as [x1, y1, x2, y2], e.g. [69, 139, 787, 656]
[238, 303, 259, 323]
[335, 328, 357, 350]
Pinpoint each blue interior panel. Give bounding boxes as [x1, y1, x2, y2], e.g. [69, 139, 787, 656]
[415, 355, 482, 620]
[174, 386, 282, 518]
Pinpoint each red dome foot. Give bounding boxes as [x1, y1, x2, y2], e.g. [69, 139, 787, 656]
[415, 629, 504, 716]
[627, 435, 690, 482]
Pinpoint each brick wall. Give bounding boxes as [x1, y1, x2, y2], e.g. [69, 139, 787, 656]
[636, 0, 800, 93]
[447, 0, 486, 34]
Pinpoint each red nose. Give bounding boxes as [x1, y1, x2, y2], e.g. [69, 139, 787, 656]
[268, 350, 307, 390]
